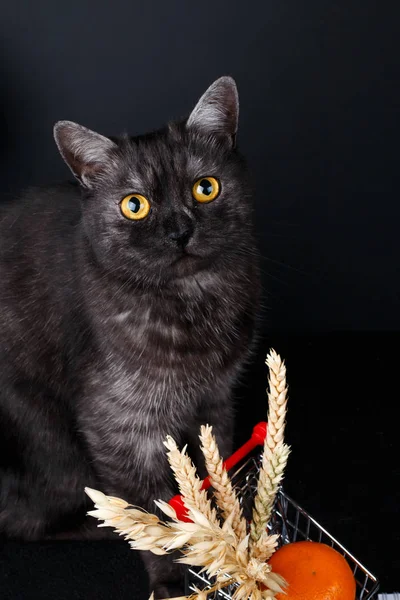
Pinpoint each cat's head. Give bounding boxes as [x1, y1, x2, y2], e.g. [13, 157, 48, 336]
[54, 77, 255, 290]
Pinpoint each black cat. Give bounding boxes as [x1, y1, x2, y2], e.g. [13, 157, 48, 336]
[0, 76, 260, 597]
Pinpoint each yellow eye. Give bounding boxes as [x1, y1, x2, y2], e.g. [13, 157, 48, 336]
[192, 177, 220, 203]
[120, 194, 150, 220]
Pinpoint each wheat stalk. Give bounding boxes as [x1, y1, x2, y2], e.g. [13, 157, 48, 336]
[250, 530, 280, 563]
[164, 436, 218, 525]
[86, 348, 292, 599]
[85, 443, 288, 598]
[199, 425, 247, 542]
[250, 349, 289, 544]
[265, 349, 288, 460]
[85, 487, 181, 554]
[250, 443, 291, 543]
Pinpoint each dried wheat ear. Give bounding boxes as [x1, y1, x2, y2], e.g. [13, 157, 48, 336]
[86, 348, 290, 600]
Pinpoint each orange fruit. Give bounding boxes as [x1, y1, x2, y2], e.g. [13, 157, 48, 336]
[268, 541, 356, 600]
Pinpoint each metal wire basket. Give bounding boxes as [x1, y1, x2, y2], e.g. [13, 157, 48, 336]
[184, 452, 380, 599]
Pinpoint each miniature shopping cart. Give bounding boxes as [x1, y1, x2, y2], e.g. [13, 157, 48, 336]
[168, 423, 380, 600]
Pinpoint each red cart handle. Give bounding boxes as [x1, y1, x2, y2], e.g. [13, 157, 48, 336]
[168, 422, 267, 522]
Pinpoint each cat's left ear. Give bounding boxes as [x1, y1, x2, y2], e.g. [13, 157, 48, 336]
[53, 120, 118, 188]
[186, 76, 239, 146]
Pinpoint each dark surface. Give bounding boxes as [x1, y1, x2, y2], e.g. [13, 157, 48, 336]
[1, 333, 398, 598]
[1, 1, 400, 332]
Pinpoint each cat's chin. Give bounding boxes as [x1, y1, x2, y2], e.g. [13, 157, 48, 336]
[170, 253, 210, 278]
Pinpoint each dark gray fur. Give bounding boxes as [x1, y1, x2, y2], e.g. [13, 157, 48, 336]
[0, 77, 260, 597]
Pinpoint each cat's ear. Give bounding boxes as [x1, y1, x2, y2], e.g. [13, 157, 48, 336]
[186, 76, 239, 145]
[53, 121, 117, 188]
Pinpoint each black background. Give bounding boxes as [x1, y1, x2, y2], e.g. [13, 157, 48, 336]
[1, 1, 399, 597]
[1, 0, 399, 332]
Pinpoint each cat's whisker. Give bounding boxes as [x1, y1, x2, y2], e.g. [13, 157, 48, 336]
[231, 245, 308, 277]
[258, 255, 308, 276]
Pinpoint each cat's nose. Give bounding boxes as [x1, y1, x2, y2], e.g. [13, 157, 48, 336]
[168, 227, 193, 248]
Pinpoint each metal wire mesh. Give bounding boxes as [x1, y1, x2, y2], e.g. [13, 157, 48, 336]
[185, 454, 379, 599]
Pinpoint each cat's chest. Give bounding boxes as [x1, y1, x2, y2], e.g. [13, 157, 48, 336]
[84, 312, 232, 418]
[94, 341, 221, 410]
[84, 288, 247, 416]
[103, 300, 237, 374]
[84, 359, 207, 443]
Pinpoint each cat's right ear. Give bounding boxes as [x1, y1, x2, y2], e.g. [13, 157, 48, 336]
[53, 121, 117, 188]
[186, 76, 239, 146]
